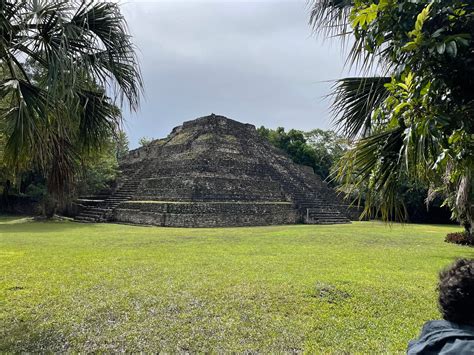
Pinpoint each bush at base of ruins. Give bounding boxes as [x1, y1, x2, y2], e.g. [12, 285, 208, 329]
[445, 232, 474, 246]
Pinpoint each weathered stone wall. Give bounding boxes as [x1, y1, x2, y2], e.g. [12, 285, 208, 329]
[114, 201, 298, 227]
[135, 176, 286, 202]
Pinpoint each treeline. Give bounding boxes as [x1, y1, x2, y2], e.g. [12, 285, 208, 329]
[257, 126, 452, 224]
[257, 126, 348, 181]
[0, 132, 129, 215]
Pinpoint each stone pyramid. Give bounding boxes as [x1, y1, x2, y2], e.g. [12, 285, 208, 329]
[75, 114, 353, 226]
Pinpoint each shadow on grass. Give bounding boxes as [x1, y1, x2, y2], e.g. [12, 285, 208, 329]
[0, 319, 70, 352]
[0, 217, 104, 234]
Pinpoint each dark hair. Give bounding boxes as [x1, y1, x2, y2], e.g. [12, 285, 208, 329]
[438, 258, 474, 324]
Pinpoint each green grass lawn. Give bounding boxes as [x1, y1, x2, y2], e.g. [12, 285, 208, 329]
[1, 217, 472, 352]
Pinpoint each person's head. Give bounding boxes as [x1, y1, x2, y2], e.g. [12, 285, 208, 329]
[438, 258, 474, 324]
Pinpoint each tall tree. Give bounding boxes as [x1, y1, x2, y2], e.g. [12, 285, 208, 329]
[77, 133, 129, 197]
[115, 131, 130, 161]
[310, 0, 473, 236]
[257, 126, 348, 180]
[0, 0, 142, 209]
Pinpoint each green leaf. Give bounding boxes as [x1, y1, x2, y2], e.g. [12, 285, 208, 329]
[415, 3, 432, 33]
[388, 115, 399, 129]
[420, 82, 431, 96]
[455, 37, 469, 47]
[431, 28, 444, 38]
[396, 83, 409, 91]
[436, 42, 446, 54]
[408, 3, 433, 41]
[448, 131, 462, 144]
[351, 4, 379, 28]
[402, 41, 417, 51]
[446, 41, 457, 57]
[393, 102, 410, 115]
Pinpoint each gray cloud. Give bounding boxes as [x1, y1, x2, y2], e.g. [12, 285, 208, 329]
[121, 0, 353, 148]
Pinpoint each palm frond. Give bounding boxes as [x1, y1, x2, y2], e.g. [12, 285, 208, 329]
[309, 0, 353, 38]
[67, 1, 143, 109]
[6, 0, 143, 110]
[336, 127, 408, 221]
[77, 88, 121, 151]
[331, 76, 390, 138]
[309, 1, 387, 71]
[0, 79, 51, 166]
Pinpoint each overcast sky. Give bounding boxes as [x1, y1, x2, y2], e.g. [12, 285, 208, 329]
[121, 0, 353, 148]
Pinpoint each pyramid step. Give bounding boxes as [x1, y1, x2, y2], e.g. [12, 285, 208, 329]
[311, 217, 348, 221]
[315, 221, 351, 225]
[77, 213, 102, 219]
[79, 210, 104, 216]
[310, 217, 351, 222]
[307, 213, 350, 219]
[79, 210, 103, 216]
[75, 216, 100, 222]
[83, 207, 108, 212]
[78, 196, 108, 201]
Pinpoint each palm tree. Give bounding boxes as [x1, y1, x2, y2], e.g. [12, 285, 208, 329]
[309, 0, 473, 236]
[0, 0, 142, 209]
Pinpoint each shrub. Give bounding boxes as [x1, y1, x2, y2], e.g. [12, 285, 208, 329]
[445, 232, 474, 246]
[25, 183, 47, 200]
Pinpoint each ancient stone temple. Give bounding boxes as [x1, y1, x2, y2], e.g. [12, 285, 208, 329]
[75, 114, 352, 227]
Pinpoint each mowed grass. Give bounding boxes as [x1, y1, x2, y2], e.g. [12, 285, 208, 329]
[1, 217, 472, 352]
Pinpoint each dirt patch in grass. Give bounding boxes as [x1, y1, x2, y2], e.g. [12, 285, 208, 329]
[7, 286, 25, 291]
[313, 282, 351, 304]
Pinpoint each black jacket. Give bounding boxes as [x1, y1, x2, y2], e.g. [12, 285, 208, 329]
[408, 320, 474, 354]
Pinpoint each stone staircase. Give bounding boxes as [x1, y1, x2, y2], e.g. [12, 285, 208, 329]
[290, 191, 350, 225]
[296, 198, 351, 225]
[268, 161, 351, 225]
[74, 165, 145, 223]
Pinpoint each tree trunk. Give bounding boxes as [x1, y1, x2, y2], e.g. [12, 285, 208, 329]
[456, 173, 472, 240]
[462, 219, 472, 240]
[41, 194, 58, 218]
